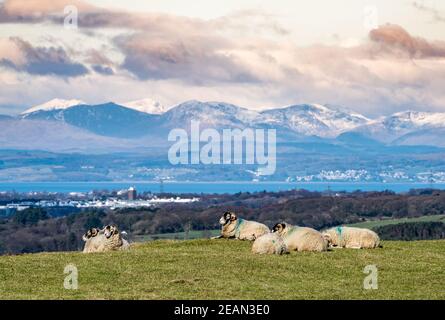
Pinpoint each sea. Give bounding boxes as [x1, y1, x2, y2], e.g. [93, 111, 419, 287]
[0, 181, 444, 194]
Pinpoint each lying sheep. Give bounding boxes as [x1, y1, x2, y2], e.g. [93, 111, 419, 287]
[214, 211, 269, 241]
[82, 227, 103, 253]
[102, 225, 130, 252]
[272, 222, 328, 252]
[82, 225, 130, 253]
[252, 232, 288, 255]
[322, 226, 381, 249]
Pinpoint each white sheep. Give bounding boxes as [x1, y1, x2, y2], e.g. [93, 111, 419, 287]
[213, 211, 269, 241]
[82, 228, 103, 253]
[251, 232, 288, 255]
[82, 225, 130, 253]
[272, 222, 328, 252]
[322, 226, 381, 249]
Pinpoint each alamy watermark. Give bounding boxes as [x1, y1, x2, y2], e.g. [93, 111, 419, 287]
[363, 5, 379, 31]
[363, 265, 378, 290]
[168, 121, 277, 176]
[64, 264, 78, 290]
[64, 5, 78, 29]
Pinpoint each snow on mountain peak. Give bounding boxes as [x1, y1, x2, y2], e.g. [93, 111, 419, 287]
[22, 99, 86, 115]
[260, 103, 370, 138]
[121, 98, 165, 114]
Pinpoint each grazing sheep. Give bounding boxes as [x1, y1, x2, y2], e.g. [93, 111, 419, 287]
[322, 226, 381, 249]
[82, 225, 130, 253]
[272, 222, 328, 252]
[214, 211, 269, 241]
[252, 232, 288, 255]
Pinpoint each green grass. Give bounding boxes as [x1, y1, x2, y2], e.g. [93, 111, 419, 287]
[1, 239, 445, 300]
[133, 230, 220, 242]
[346, 215, 445, 229]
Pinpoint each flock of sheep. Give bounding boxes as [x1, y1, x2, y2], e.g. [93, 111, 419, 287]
[81, 211, 381, 254]
[215, 211, 382, 255]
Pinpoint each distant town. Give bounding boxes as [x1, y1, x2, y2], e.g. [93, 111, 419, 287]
[0, 187, 199, 216]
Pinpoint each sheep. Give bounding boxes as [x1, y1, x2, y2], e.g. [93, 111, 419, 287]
[272, 222, 328, 252]
[82, 227, 103, 253]
[252, 232, 289, 255]
[82, 225, 130, 253]
[322, 226, 381, 249]
[99, 225, 130, 252]
[213, 211, 269, 241]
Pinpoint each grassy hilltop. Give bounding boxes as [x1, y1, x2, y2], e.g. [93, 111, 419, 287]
[1, 239, 445, 300]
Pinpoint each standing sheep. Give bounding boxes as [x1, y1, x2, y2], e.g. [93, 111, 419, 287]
[272, 222, 328, 252]
[252, 232, 289, 255]
[322, 226, 381, 249]
[214, 211, 269, 241]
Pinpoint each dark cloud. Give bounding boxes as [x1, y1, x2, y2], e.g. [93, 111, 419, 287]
[92, 64, 114, 75]
[369, 24, 445, 58]
[116, 33, 261, 84]
[2, 37, 88, 77]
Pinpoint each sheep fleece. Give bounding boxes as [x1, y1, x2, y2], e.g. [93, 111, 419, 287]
[252, 233, 288, 255]
[324, 227, 380, 249]
[83, 234, 130, 253]
[282, 225, 328, 252]
[221, 219, 269, 241]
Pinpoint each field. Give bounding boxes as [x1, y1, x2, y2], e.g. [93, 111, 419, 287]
[1, 239, 445, 300]
[133, 230, 220, 242]
[347, 214, 445, 229]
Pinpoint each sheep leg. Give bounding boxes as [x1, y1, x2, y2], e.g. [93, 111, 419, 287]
[211, 235, 223, 239]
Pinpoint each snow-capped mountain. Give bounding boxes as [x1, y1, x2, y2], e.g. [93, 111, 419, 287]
[259, 104, 370, 138]
[162, 100, 262, 129]
[14, 99, 445, 147]
[20, 102, 161, 138]
[17, 100, 373, 140]
[352, 111, 445, 144]
[21, 99, 86, 115]
[121, 98, 165, 115]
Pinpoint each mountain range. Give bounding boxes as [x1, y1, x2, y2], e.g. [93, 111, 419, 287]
[1, 98, 445, 151]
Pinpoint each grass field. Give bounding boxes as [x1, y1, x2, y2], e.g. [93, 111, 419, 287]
[133, 230, 220, 242]
[347, 215, 445, 229]
[1, 239, 445, 300]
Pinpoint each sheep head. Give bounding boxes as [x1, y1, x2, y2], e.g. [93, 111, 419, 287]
[219, 211, 237, 226]
[103, 225, 120, 239]
[82, 228, 101, 242]
[272, 222, 287, 236]
[322, 232, 333, 247]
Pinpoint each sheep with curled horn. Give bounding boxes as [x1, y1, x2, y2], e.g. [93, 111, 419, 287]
[213, 211, 269, 241]
[252, 232, 289, 255]
[272, 222, 328, 252]
[82, 225, 130, 253]
[322, 226, 381, 249]
[82, 227, 103, 253]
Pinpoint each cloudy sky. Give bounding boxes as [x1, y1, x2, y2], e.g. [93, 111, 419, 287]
[0, 0, 444, 116]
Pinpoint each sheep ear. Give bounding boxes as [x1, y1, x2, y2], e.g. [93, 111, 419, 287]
[230, 213, 237, 221]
